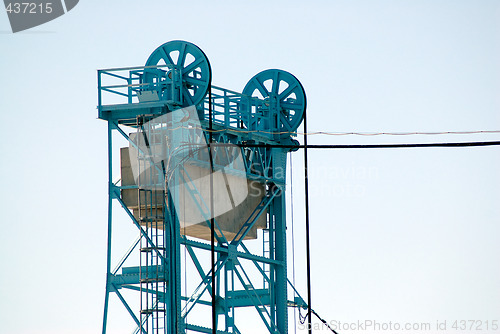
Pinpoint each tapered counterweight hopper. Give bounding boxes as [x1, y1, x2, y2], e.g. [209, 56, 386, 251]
[120, 138, 267, 241]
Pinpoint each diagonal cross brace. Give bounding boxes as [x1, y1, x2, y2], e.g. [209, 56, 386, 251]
[181, 257, 229, 318]
[183, 237, 214, 298]
[116, 196, 168, 264]
[112, 236, 141, 275]
[233, 263, 278, 333]
[111, 284, 146, 334]
[230, 185, 281, 246]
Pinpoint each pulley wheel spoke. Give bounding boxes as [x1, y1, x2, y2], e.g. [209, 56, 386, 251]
[243, 69, 306, 133]
[144, 40, 211, 107]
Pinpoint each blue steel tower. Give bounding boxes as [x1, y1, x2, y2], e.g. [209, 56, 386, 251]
[98, 40, 307, 334]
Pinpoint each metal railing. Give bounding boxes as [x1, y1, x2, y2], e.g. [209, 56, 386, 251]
[98, 65, 278, 135]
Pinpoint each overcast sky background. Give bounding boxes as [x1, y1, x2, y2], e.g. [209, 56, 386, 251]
[1, 1, 499, 333]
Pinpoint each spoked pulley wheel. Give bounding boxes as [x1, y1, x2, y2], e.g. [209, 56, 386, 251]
[144, 40, 211, 107]
[242, 69, 306, 132]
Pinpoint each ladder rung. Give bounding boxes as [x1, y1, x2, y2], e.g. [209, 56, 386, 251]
[140, 246, 165, 252]
[138, 187, 162, 191]
[140, 277, 166, 283]
[140, 216, 164, 221]
[140, 308, 166, 314]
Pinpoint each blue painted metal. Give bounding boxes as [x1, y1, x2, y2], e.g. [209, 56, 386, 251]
[144, 40, 211, 107]
[99, 41, 306, 334]
[242, 69, 306, 134]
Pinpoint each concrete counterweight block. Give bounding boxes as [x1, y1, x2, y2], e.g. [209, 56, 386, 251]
[121, 146, 267, 241]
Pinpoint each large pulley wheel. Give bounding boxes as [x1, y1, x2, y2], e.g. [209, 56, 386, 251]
[242, 69, 306, 132]
[144, 40, 211, 107]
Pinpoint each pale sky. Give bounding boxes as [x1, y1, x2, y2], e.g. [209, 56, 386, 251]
[1, 1, 499, 333]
